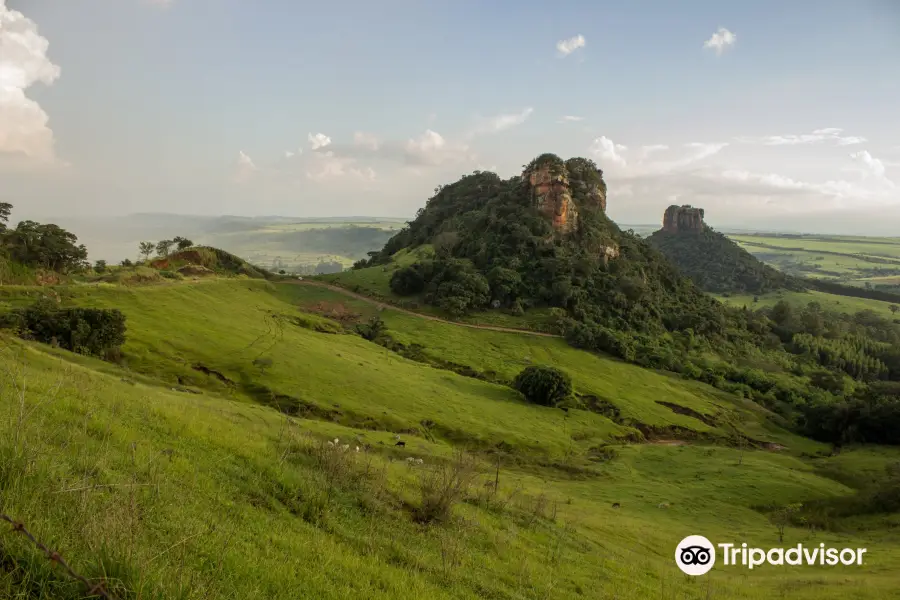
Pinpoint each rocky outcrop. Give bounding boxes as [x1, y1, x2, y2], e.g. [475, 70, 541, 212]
[526, 157, 578, 233]
[662, 205, 705, 233]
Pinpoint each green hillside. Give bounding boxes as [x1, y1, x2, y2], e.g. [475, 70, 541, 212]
[647, 227, 800, 294]
[3, 278, 900, 599]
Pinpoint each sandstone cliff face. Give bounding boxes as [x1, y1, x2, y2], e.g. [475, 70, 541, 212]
[527, 161, 578, 233]
[662, 205, 705, 233]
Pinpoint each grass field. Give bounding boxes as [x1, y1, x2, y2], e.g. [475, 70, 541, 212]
[715, 289, 900, 319]
[2, 277, 899, 598]
[728, 234, 900, 289]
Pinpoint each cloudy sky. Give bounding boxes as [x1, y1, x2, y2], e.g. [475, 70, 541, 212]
[3, 0, 900, 233]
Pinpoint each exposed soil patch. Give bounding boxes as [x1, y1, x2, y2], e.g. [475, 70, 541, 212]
[289, 280, 560, 337]
[655, 400, 718, 427]
[191, 363, 235, 386]
[578, 394, 623, 423]
[302, 301, 363, 325]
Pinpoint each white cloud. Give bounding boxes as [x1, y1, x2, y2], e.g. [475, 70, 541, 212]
[234, 151, 258, 183]
[638, 144, 669, 160]
[559, 115, 584, 123]
[556, 35, 586, 57]
[308, 132, 332, 150]
[589, 138, 728, 175]
[738, 128, 867, 147]
[703, 27, 736, 55]
[850, 150, 891, 182]
[284, 149, 299, 159]
[305, 151, 376, 182]
[353, 131, 380, 150]
[0, 0, 61, 164]
[468, 108, 533, 136]
[404, 129, 472, 166]
[589, 136, 628, 167]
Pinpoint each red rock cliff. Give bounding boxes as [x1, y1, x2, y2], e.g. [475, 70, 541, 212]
[662, 205, 705, 233]
[527, 161, 578, 233]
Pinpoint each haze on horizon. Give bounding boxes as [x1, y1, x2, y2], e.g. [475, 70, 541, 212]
[2, 0, 900, 235]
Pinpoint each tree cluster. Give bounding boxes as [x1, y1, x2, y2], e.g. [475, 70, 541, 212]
[1, 297, 127, 358]
[0, 203, 88, 273]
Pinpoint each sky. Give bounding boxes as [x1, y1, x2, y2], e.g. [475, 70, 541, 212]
[2, 0, 900, 233]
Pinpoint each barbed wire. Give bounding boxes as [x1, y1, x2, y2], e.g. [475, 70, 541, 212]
[0, 513, 114, 599]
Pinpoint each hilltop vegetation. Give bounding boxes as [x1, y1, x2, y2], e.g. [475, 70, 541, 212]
[363, 157, 724, 337]
[647, 226, 800, 294]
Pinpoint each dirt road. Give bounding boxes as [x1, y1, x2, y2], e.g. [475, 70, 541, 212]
[286, 280, 561, 338]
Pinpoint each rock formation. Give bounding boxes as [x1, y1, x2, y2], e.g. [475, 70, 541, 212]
[662, 205, 705, 233]
[526, 157, 578, 233]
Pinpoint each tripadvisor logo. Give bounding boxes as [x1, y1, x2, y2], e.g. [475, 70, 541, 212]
[675, 535, 867, 575]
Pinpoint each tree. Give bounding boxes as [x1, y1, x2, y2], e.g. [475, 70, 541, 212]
[391, 263, 429, 295]
[891, 304, 899, 315]
[155, 239, 175, 257]
[139, 242, 155, 261]
[120, 259, 133, 267]
[512, 365, 573, 407]
[0, 202, 11, 232]
[771, 503, 802, 543]
[2, 220, 88, 272]
[356, 315, 386, 341]
[94, 260, 107, 273]
[173, 236, 193, 251]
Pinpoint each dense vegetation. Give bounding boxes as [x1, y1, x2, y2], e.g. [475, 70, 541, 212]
[1, 298, 126, 358]
[512, 365, 573, 407]
[356, 155, 900, 447]
[0, 202, 88, 276]
[646, 226, 801, 294]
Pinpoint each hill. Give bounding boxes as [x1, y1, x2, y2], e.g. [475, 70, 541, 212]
[646, 205, 801, 294]
[3, 278, 900, 599]
[149, 246, 273, 279]
[362, 154, 726, 339]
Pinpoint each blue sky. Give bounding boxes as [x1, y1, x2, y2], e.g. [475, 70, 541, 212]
[3, 0, 899, 232]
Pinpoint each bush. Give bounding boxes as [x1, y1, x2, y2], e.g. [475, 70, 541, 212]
[415, 452, 478, 523]
[513, 365, 573, 407]
[2, 298, 126, 358]
[390, 263, 429, 295]
[159, 270, 182, 280]
[356, 315, 386, 341]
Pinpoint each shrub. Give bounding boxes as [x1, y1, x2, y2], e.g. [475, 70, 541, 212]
[159, 270, 182, 280]
[390, 263, 430, 296]
[513, 365, 573, 407]
[415, 452, 478, 523]
[356, 315, 386, 341]
[2, 298, 126, 358]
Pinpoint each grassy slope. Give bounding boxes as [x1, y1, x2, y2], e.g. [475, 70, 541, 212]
[715, 289, 900, 319]
[2, 279, 899, 599]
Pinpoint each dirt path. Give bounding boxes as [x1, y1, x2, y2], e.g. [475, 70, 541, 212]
[285, 280, 561, 338]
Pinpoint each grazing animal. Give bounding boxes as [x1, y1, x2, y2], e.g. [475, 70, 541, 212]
[395, 441, 406, 447]
[658, 503, 670, 509]
[611, 503, 620, 509]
